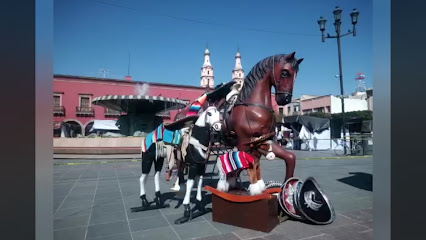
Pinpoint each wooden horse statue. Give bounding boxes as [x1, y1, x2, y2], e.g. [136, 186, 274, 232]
[174, 106, 222, 224]
[217, 52, 303, 195]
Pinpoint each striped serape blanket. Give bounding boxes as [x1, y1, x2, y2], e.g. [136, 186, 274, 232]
[142, 124, 183, 152]
[186, 94, 207, 116]
[219, 151, 255, 174]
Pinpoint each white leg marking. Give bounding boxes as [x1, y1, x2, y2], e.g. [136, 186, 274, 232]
[196, 176, 203, 201]
[139, 174, 147, 196]
[154, 171, 160, 192]
[183, 179, 195, 205]
[257, 179, 266, 192]
[248, 182, 263, 195]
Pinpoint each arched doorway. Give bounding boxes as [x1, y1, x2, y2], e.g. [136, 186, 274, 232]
[63, 120, 83, 138]
[84, 121, 94, 136]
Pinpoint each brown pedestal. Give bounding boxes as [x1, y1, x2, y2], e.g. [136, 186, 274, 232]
[211, 190, 279, 233]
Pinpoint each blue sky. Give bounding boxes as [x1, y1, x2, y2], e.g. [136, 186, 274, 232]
[54, 0, 372, 97]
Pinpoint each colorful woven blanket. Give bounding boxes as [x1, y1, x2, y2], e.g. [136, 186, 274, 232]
[186, 94, 207, 116]
[219, 151, 255, 174]
[142, 124, 183, 152]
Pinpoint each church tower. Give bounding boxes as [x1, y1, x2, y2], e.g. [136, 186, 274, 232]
[200, 47, 214, 88]
[232, 50, 245, 84]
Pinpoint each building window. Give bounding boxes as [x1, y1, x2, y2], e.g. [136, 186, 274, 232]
[326, 106, 331, 113]
[79, 95, 91, 107]
[294, 106, 299, 112]
[76, 94, 94, 116]
[207, 70, 209, 75]
[53, 93, 65, 116]
[53, 95, 61, 106]
[287, 106, 291, 113]
[314, 107, 324, 113]
[279, 107, 283, 114]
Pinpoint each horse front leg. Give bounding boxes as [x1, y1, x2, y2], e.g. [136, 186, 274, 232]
[247, 160, 263, 195]
[153, 154, 169, 208]
[271, 142, 296, 181]
[139, 153, 152, 208]
[255, 165, 266, 192]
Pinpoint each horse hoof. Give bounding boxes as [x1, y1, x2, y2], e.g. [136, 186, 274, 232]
[257, 179, 266, 192]
[248, 183, 263, 195]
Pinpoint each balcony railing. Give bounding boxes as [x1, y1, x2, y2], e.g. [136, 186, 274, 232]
[104, 108, 121, 117]
[76, 106, 94, 116]
[53, 105, 65, 116]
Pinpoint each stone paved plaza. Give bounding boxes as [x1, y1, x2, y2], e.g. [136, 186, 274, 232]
[53, 152, 373, 240]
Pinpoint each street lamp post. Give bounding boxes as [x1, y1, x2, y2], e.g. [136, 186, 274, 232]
[317, 7, 359, 155]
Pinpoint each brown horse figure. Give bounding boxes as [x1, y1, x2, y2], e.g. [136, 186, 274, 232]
[217, 52, 303, 195]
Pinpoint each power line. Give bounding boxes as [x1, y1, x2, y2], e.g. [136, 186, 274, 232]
[87, 0, 318, 37]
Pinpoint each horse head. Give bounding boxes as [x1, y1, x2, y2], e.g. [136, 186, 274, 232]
[195, 106, 222, 131]
[270, 52, 303, 105]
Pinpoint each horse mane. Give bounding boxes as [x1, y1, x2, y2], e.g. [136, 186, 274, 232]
[236, 54, 301, 104]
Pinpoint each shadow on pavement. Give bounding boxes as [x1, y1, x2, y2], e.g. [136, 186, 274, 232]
[337, 172, 373, 191]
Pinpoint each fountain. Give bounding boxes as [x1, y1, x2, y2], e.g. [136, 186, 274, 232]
[92, 83, 188, 136]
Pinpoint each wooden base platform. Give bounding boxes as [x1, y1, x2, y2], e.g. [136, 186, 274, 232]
[205, 186, 281, 233]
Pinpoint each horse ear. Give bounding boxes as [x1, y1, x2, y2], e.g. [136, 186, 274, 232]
[297, 58, 304, 65]
[286, 52, 296, 60]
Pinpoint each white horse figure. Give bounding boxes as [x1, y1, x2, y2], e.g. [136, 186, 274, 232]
[175, 106, 222, 224]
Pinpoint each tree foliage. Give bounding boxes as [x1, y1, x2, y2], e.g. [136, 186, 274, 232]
[305, 110, 373, 120]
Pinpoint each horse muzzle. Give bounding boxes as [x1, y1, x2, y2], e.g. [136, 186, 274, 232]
[276, 92, 292, 106]
[212, 122, 222, 132]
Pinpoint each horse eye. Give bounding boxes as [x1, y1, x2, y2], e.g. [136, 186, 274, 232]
[207, 112, 212, 116]
[281, 70, 290, 78]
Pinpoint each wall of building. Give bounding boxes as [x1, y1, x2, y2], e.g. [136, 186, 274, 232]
[53, 75, 207, 133]
[300, 95, 331, 114]
[330, 96, 369, 113]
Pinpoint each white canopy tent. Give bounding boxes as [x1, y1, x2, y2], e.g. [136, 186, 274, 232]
[90, 120, 120, 132]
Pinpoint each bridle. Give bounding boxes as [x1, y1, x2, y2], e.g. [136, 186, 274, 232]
[272, 55, 295, 100]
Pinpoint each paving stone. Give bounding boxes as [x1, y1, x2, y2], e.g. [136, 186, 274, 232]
[66, 193, 95, 201]
[94, 196, 123, 205]
[340, 209, 373, 222]
[164, 212, 206, 225]
[206, 218, 242, 234]
[90, 209, 127, 225]
[308, 214, 358, 230]
[55, 207, 91, 219]
[132, 226, 178, 240]
[95, 185, 120, 192]
[271, 220, 323, 240]
[87, 232, 132, 240]
[193, 232, 240, 240]
[358, 230, 373, 240]
[60, 199, 94, 209]
[129, 215, 169, 232]
[173, 221, 221, 240]
[126, 208, 163, 220]
[356, 219, 373, 229]
[263, 233, 291, 240]
[320, 224, 371, 240]
[91, 203, 125, 214]
[54, 226, 87, 240]
[86, 221, 130, 239]
[233, 227, 270, 239]
[95, 192, 124, 199]
[299, 233, 337, 240]
[54, 214, 90, 230]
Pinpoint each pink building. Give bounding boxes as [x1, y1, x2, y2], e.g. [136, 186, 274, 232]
[53, 74, 208, 136]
